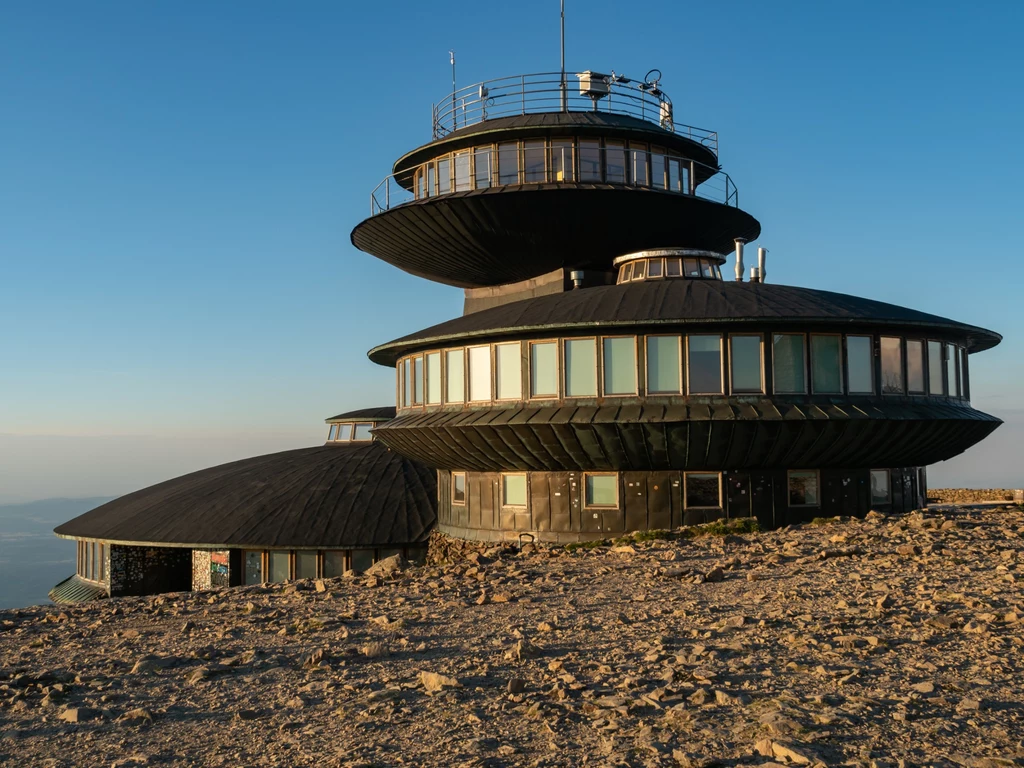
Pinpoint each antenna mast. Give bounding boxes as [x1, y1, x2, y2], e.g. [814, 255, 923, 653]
[559, 1, 567, 112]
[450, 49, 457, 130]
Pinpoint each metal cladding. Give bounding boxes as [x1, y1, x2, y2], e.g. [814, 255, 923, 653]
[54, 442, 437, 550]
[368, 279, 1002, 365]
[351, 186, 761, 288]
[372, 400, 1000, 473]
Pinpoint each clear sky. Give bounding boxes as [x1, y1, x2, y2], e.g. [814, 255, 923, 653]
[1, 0, 1022, 503]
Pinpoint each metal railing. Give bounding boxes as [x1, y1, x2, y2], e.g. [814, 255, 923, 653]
[430, 71, 718, 155]
[369, 144, 739, 215]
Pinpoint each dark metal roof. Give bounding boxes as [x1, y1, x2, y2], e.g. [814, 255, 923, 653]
[53, 443, 437, 549]
[48, 575, 106, 605]
[374, 399, 1001, 473]
[351, 187, 761, 288]
[393, 112, 719, 181]
[369, 279, 1002, 364]
[325, 406, 396, 423]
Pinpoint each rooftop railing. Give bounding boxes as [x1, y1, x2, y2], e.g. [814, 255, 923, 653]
[369, 142, 738, 215]
[430, 71, 718, 155]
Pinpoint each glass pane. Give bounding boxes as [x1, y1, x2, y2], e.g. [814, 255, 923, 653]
[961, 348, 969, 399]
[881, 337, 904, 394]
[402, 358, 411, 407]
[269, 551, 290, 582]
[498, 143, 519, 184]
[605, 142, 626, 183]
[328, 424, 338, 441]
[415, 169, 425, 199]
[474, 147, 492, 188]
[413, 356, 424, 404]
[773, 334, 806, 393]
[585, 474, 617, 506]
[426, 352, 442, 404]
[688, 335, 722, 394]
[870, 470, 890, 504]
[452, 473, 466, 504]
[666, 258, 681, 277]
[650, 150, 666, 189]
[530, 342, 558, 397]
[647, 259, 663, 278]
[495, 343, 522, 399]
[502, 474, 527, 506]
[602, 337, 636, 395]
[811, 335, 842, 394]
[788, 471, 819, 506]
[454, 151, 471, 191]
[630, 145, 648, 186]
[446, 349, 465, 402]
[683, 258, 700, 277]
[323, 551, 346, 577]
[244, 551, 263, 585]
[646, 336, 681, 393]
[295, 551, 317, 580]
[618, 262, 632, 283]
[731, 335, 763, 393]
[351, 550, 374, 572]
[633, 260, 646, 280]
[579, 139, 601, 181]
[91, 542, 97, 580]
[928, 341, 943, 395]
[337, 423, 353, 441]
[436, 157, 451, 194]
[904, 340, 923, 392]
[668, 158, 681, 191]
[700, 260, 715, 278]
[565, 339, 597, 397]
[523, 140, 546, 182]
[354, 423, 373, 441]
[945, 343, 955, 397]
[954, 346, 962, 397]
[685, 473, 720, 508]
[468, 346, 492, 401]
[426, 163, 435, 196]
[551, 140, 573, 181]
[848, 336, 874, 394]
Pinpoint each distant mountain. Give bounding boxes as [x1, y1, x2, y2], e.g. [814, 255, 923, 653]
[0, 497, 113, 610]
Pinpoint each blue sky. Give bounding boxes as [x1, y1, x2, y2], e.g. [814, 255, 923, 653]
[1, 1, 1021, 502]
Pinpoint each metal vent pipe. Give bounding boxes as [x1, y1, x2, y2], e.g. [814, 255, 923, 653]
[750, 266, 760, 282]
[733, 238, 746, 282]
[758, 247, 767, 283]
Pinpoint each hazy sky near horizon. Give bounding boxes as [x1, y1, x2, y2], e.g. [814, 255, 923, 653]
[1, 1, 1022, 503]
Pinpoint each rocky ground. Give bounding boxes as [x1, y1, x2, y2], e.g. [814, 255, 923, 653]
[2, 506, 1023, 768]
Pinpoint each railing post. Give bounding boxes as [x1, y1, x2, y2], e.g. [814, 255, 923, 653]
[689, 161, 696, 195]
[521, 75, 526, 115]
[725, 177, 729, 206]
[386, 179, 390, 210]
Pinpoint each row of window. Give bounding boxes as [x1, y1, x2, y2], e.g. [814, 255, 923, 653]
[77, 540, 106, 583]
[242, 547, 427, 586]
[398, 333, 970, 408]
[326, 422, 376, 442]
[617, 256, 723, 283]
[411, 137, 705, 200]
[450, 468, 896, 511]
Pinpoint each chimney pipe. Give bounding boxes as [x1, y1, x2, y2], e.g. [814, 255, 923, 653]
[758, 247, 767, 283]
[569, 270, 585, 290]
[750, 266, 760, 283]
[734, 238, 746, 282]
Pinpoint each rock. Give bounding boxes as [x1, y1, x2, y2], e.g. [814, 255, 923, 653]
[507, 677, 527, 694]
[57, 707, 103, 723]
[365, 554, 406, 579]
[314, 579, 327, 593]
[117, 708, 154, 725]
[420, 671, 461, 693]
[896, 544, 921, 556]
[505, 639, 541, 661]
[755, 738, 817, 765]
[876, 594, 895, 609]
[704, 567, 725, 583]
[957, 697, 982, 711]
[911, 681, 936, 694]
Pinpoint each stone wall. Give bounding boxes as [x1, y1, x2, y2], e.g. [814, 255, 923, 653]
[191, 551, 212, 591]
[929, 488, 1020, 504]
[109, 545, 193, 597]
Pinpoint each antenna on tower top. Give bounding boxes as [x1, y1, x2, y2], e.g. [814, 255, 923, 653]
[449, 50, 457, 129]
[559, 1, 567, 112]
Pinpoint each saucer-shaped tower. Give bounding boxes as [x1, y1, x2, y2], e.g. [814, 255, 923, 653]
[353, 70, 1002, 542]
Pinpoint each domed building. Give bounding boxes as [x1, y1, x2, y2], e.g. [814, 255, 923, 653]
[50, 408, 436, 603]
[351, 70, 1002, 543]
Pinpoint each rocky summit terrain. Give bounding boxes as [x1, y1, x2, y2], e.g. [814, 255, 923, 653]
[2, 506, 1023, 768]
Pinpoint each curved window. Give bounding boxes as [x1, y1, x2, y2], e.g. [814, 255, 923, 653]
[688, 335, 723, 394]
[564, 338, 597, 397]
[810, 335, 842, 394]
[847, 336, 874, 394]
[530, 341, 559, 398]
[907, 340, 925, 394]
[773, 334, 806, 394]
[327, 422, 374, 442]
[730, 335, 763, 393]
[881, 337, 903, 394]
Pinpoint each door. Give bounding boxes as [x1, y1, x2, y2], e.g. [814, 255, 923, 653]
[750, 471, 774, 530]
[624, 474, 647, 532]
[647, 472, 674, 531]
[725, 472, 751, 520]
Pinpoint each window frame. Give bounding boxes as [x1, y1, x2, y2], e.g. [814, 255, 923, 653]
[600, 335, 639, 397]
[445, 347, 466, 404]
[583, 472, 619, 509]
[494, 341, 523, 401]
[728, 333, 765, 394]
[846, 334, 875, 395]
[870, 469, 891, 505]
[352, 423, 374, 441]
[880, 336, 905, 395]
[927, 340, 945, 396]
[528, 339, 560, 400]
[809, 333, 844, 395]
[467, 344, 493, 402]
[772, 332, 808, 395]
[683, 472, 723, 509]
[906, 338, 926, 395]
[451, 471, 467, 506]
[645, 334, 683, 395]
[787, 469, 821, 507]
[411, 353, 425, 407]
[425, 350, 442, 405]
[563, 336, 599, 398]
[500, 472, 529, 509]
[686, 333, 725, 395]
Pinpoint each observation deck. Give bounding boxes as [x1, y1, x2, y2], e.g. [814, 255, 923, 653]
[351, 69, 761, 288]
